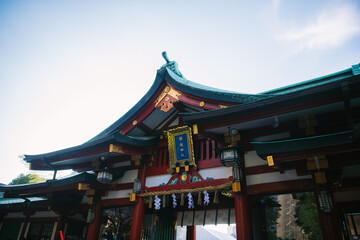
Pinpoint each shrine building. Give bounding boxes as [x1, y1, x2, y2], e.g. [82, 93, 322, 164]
[1, 52, 360, 240]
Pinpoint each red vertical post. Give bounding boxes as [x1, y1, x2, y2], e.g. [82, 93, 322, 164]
[234, 193, 252, 240]
[86, 201, 103, 240]
[186, 226, 196, 240]
[234, 152, 252, 240]
[130, 161, 147, 240]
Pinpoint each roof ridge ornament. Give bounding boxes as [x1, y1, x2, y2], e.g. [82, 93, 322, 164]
[161, 51, 183, 77]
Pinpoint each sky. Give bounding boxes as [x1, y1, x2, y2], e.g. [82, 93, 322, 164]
[0, 0, 359, 184]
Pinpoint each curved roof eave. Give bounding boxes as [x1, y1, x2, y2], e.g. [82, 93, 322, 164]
[164, 68, 271, 103]
[24, 132, 159, 162]
[0, 172, 97, 194]
[89, 68, 168, 142]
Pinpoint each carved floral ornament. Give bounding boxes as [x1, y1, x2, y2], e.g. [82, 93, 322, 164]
[154, 85, 181, 112]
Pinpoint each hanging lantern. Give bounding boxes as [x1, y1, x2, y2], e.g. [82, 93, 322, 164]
[97, 169, 113, 183]
[219, 147, 240, 167]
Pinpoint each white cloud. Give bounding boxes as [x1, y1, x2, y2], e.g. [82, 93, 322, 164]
[280, 5, 360, 51]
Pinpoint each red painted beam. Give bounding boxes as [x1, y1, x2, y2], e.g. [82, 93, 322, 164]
[144, 178, 231, 193]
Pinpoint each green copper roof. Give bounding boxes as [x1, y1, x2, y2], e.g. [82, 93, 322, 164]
[0, 172, 98, 192]
[182, 63, 360, 124]
[165, 67, 270, 103]
[261, 64, 359, 95]
[0, 197, 45, 205]
[24, 132, 159, 163]
[252, 130, 356, 158]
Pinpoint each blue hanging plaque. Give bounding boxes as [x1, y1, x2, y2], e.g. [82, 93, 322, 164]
[167, 126, 195, 171]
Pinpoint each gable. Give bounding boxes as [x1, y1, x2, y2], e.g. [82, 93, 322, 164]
[91, 64, 269, 140]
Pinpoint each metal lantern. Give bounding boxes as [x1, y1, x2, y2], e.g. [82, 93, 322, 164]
[133, 179, 142, 194]
[219, 146, 243, 193]
[97, 169, 113, 183]
[220, 147, 240, 167]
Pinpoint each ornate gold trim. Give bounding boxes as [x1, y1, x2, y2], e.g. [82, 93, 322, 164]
[219, 105, 229, 108]
[167, 126, 196, 170]
[154, 85, 181, 106]
[109, 144, 124, 154]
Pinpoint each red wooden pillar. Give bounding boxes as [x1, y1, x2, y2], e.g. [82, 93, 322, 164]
[234, 152, 252, 240]
[234, 192, 252, 240]
[86, 201, 103, 240]
[315, 186, 343, 240]
[186, 226, 196, 240]
[130, 161, 147, 240]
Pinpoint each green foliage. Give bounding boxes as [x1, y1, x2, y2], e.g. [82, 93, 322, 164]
[295, 192, 323, 240]
[261, 196, 281, 240]
[8, 173, 44, 185]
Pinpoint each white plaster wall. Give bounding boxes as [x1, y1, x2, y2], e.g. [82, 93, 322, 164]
[102, 189, 133, 200]
[118, 169, 138, 184]
[244, 151, 267, 167]
[246, 170, 311, 186]
[145, 174, 172, 188]
[198, 167, 232, 180]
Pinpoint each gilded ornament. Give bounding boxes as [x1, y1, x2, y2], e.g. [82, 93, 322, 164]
[181, 172, 187, 182]
[219, 105, 229, 108]
[109, 144, 124, 154]
[199, 101, 205, 107]
[154, 85, 181, 112]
